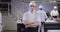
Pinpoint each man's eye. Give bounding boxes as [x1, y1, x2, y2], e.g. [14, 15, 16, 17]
[30, 5, 35, 7]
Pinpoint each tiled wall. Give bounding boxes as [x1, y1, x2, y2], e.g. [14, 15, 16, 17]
[4, 0, 57, 30]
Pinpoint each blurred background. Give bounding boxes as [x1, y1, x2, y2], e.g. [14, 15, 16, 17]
[0, 0, 60, 32]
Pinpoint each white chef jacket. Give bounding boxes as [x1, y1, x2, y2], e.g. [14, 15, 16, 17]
[22, 11, 41, 27]
[50, 10, 59, 16]
[36, 10, 48, 22]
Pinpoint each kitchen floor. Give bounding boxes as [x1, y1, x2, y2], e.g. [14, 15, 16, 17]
[2, 30, 60, 32]
[3, 30, 17, 32]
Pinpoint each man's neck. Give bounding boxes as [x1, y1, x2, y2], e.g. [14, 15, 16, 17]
[31, 10, 35, 13]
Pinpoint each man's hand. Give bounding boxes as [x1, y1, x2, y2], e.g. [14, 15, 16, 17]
[33, 22, 41, 26]
[45, 18, 47, 21]
[26, 22, 41, 27]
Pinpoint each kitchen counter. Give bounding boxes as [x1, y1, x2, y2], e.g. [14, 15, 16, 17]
[17, 20, 60, 32]
[44, 21, 60, 32]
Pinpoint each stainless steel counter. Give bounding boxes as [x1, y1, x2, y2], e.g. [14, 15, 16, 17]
[44, 22, 60, 32]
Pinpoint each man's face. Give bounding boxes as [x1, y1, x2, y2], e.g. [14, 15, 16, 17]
[54, 9, 58, 10]
[40, 8, 43, 10]
[30, 5, 35, 11]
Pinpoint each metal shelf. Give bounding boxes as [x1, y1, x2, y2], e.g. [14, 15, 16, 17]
[0, 2, 11, 16]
